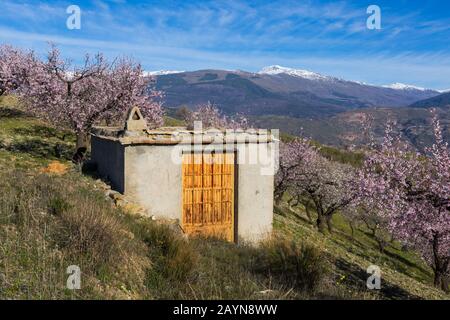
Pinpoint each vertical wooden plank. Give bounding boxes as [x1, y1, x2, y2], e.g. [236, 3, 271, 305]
[190, 153, 195, 225]
[217, 153, 223, 226]
[182, 152, 235, 242]
[229, 153, 234, 242]
[203, 153, 212, 224]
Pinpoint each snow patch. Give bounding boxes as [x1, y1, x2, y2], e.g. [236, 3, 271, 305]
[258, 65, 330, 81]
[382, 83, 429, 91]
[143, 70, 184, 76]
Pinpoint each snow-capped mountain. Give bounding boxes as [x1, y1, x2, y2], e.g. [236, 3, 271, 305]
[152, 67, 442, 118]
[382, 83, 430, 92]
[143, 70, 184, 76]
[258, 65, 330, 81]
[259, 66, 441, 93]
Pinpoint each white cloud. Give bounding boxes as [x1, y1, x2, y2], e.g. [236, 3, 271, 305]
[0, 0, 449, 89]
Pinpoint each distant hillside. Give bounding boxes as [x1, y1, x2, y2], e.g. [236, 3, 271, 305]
[410, 92, 450, 108]
[155, 66, 440, 118]
[252, 107, 450, 151]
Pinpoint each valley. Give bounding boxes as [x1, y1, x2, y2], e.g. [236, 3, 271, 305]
[157, 66, 449, 150]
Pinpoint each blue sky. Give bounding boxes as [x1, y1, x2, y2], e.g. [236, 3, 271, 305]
[1, 0, 450, 89]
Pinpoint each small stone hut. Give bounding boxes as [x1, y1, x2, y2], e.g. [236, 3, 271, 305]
[91, 107, 277, 243]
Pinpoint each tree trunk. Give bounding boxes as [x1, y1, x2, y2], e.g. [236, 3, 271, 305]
[443, 276, 449, 293]
[73, 132, 90, 165]
[349, 221, 355, 240]
[433, 270, 449, 293]
[431, 233, 449, 293]
[305, 204, 313, 223]
[326, 215, 334, 234]
[376, 237, 386, 253]
[76, 132, 89, 150]
[316, 213, 328, 234]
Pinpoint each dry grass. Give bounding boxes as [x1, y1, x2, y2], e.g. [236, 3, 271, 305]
[0, 168, 333, 300]
[0, 170, 150, 299]
[253, 236, 328, 292]
[2, 99, 446, 300]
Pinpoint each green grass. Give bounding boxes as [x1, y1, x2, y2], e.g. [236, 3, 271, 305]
[163, 116, 185, 127]
[0, 168, 331, 299]
[0, 97, 448, 300]
[315, 143, 364, 167]
[0, 96, 75, 168]
[275, 203, 448, 299]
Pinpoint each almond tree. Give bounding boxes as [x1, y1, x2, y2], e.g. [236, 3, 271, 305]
[275, 138, 317, 204]
[19, 45, 163, 153]
[358, 113, 450, 291]
[343, 204, 391, 251]
[184, 102, 249, 130]
[297, 154, 356, 233]
[277, 138, 357, 233]
[0, 45, 34, 96]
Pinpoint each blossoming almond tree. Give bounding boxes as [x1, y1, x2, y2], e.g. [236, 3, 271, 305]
[275, 138, 317, 204]
[0, 45, 34, 96]
[184, 102, 249, 130]
[19, 45, 164, 154]
[277, 138, 357, 233]
[296, 153, 356, 233]
[343, 203, 391, 252]
[358, 112, 450, 291]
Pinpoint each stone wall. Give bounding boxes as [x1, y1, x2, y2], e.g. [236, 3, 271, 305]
[91, 136, 125, 193]
[122, 142, 274, 242]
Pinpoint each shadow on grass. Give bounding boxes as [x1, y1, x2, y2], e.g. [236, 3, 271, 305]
[358, 229, 432, 279]
[0, 107, 29, 119]
[3, 139, 73, 160]
[335, 258, 422, 300]
[289, 209, 314, 225]
[13, 125, 74, 141]
[383, 248, 432, 280]
[276, 204, 315, 226]
[81, 160, 100, 179]
[330, 229, 370, 253]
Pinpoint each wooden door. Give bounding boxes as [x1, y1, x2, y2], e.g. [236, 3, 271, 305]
[182, 152, 235, 241]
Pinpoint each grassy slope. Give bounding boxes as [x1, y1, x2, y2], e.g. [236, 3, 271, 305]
[0, 96, 448, 300]
[275, 205, 446, 299]
[0, 96, 75, 169]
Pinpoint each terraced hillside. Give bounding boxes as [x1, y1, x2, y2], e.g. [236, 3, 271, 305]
[0, 96, 448, 300]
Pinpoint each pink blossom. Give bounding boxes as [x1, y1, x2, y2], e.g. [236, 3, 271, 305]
[358, 111, 450, 291]
[17, 44, 163, 137]
[185, 102, 249, 130]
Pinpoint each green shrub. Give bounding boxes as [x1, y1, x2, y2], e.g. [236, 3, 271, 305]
[254, 236, 328, 292]
[48, 196, 72, 216]
[136, 221, 198, 281]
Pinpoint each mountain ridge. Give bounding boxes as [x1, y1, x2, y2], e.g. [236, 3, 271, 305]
[150, 65, 444, 93]
[153, 67, 441, 118]
[410, 91, 450, 108]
